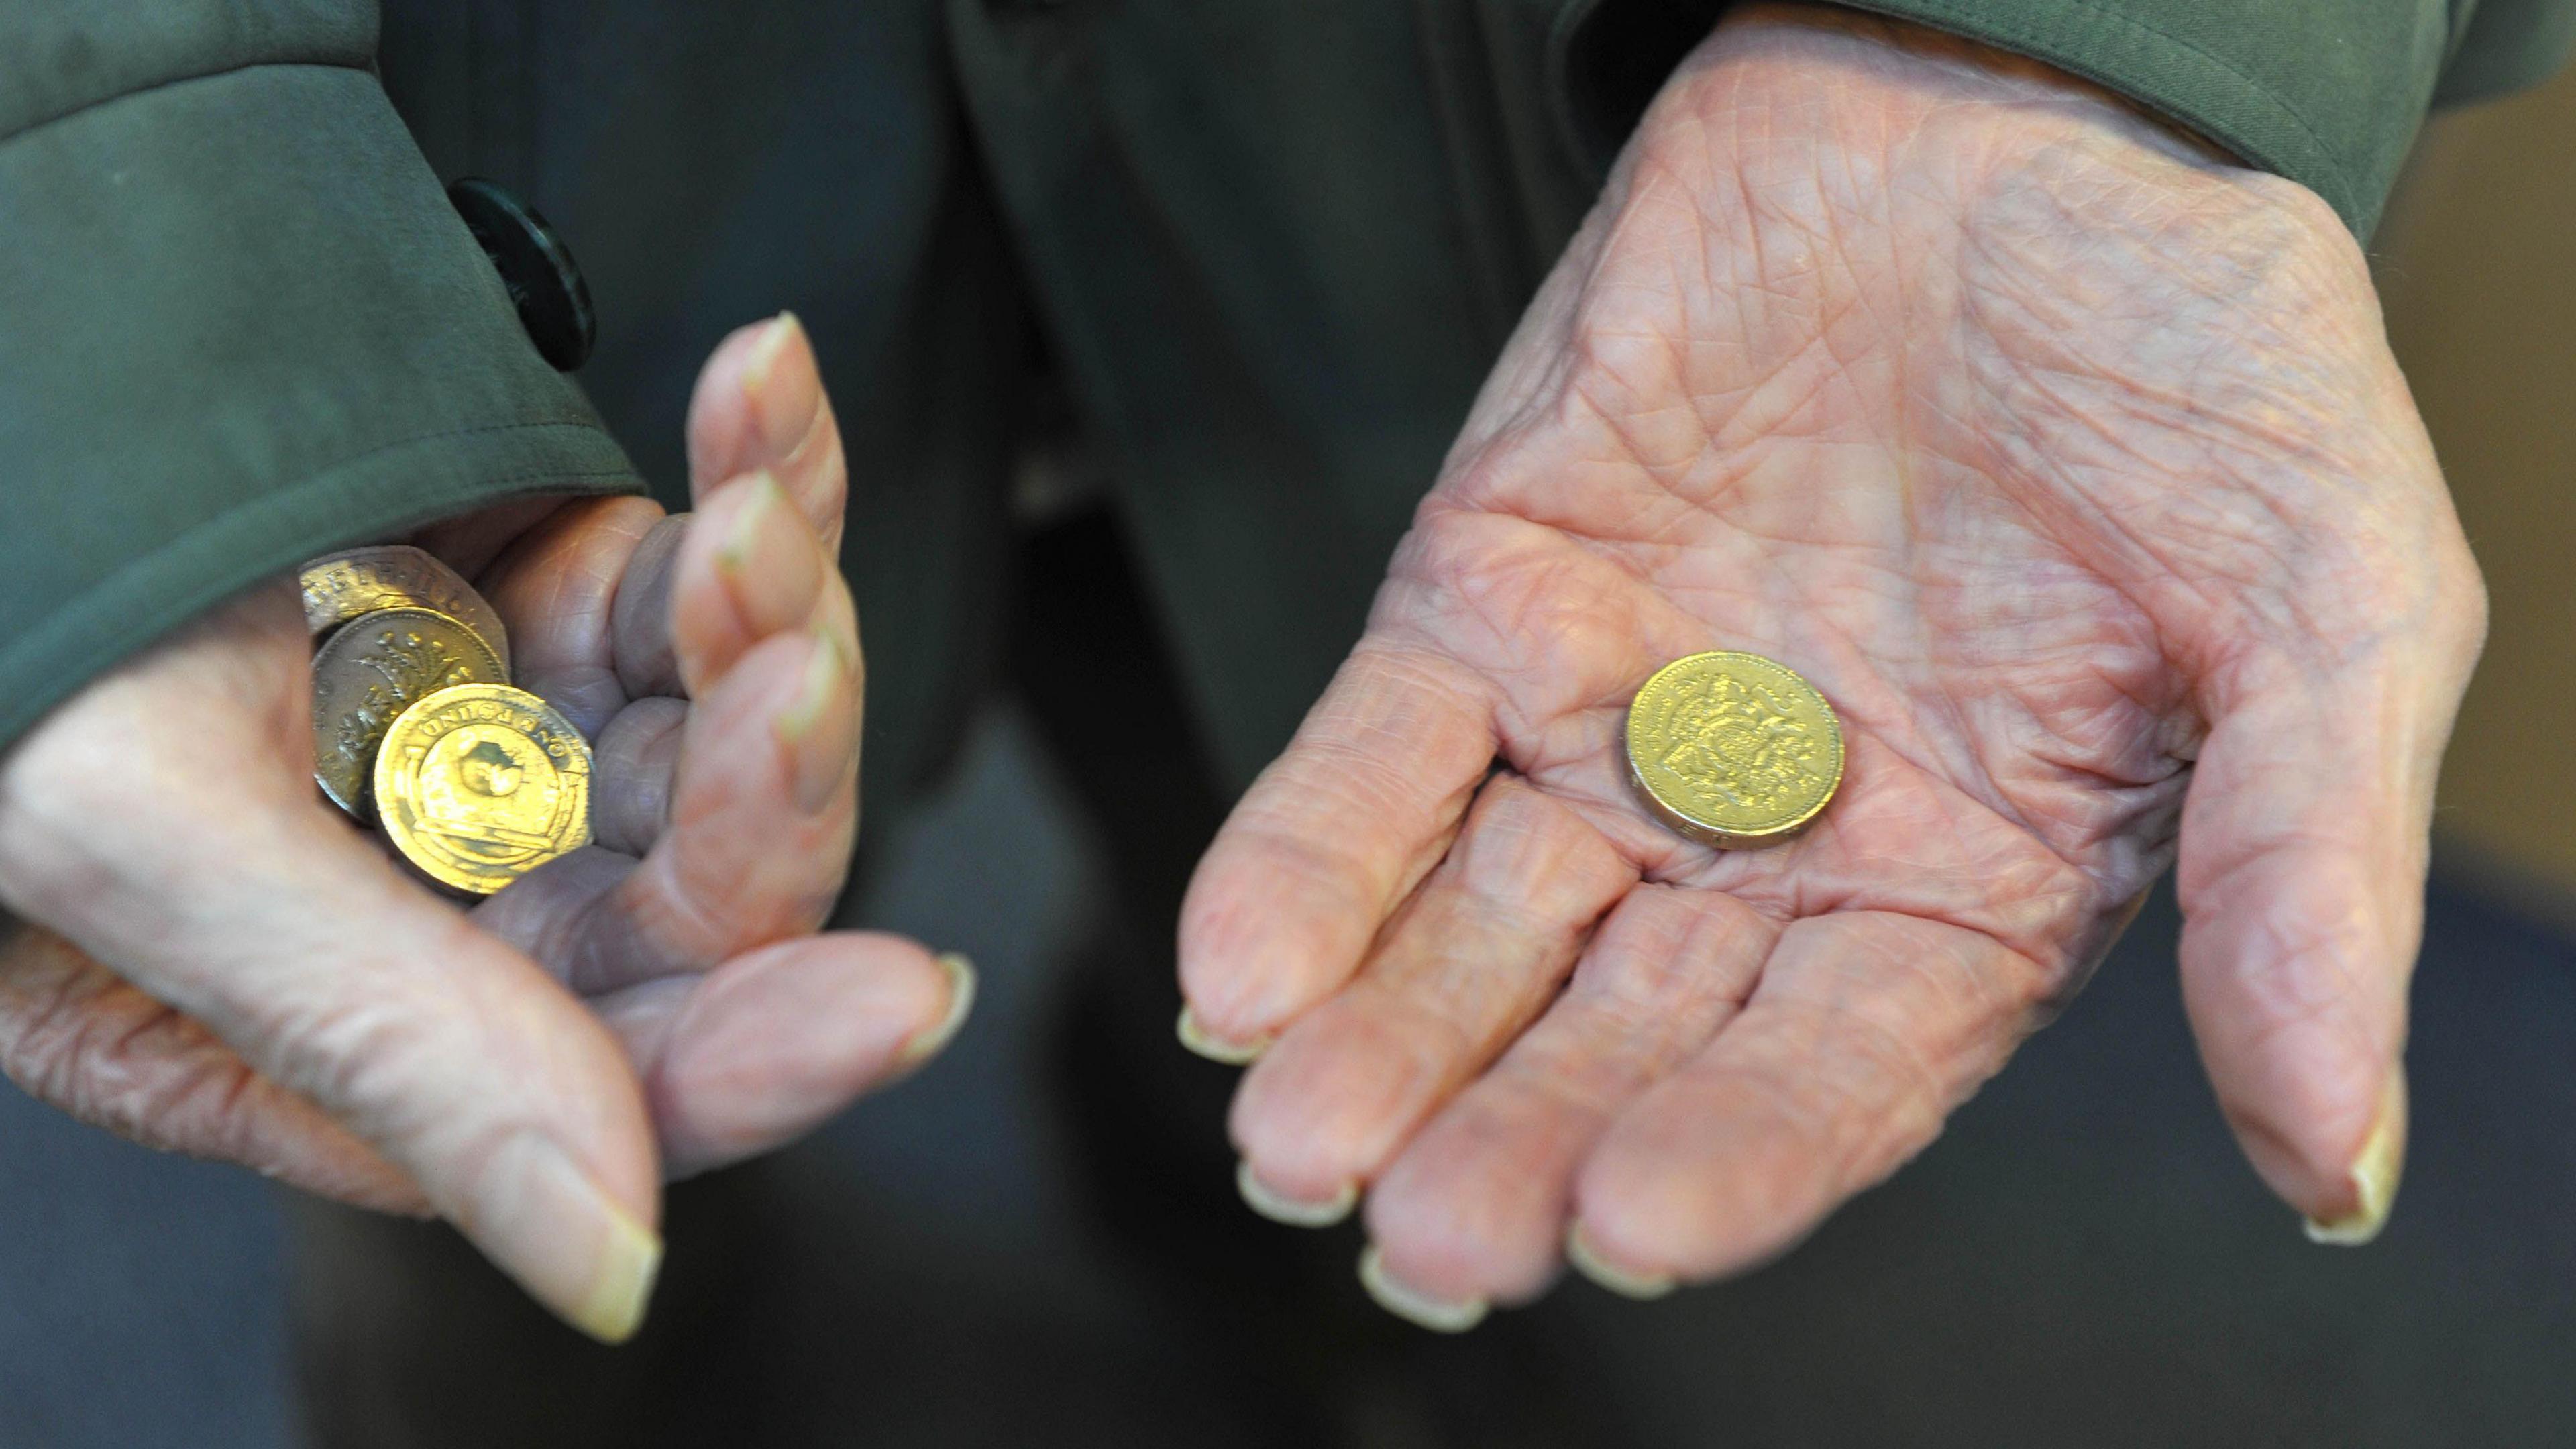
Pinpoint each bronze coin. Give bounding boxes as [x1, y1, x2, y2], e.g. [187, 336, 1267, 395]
[311, 608, 508, 817]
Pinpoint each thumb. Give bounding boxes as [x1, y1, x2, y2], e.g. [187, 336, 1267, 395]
[3, 794, 662, 1341]
[0, 580, 664, 1340]
[2176, 627, 2475, 1243]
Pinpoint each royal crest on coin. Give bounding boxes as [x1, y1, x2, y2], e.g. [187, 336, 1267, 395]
[310, 608, 509, 817]
[1638, 671, 1827, 814]
[1625, 651, 1844, 848]
[335, 629, 485, 781]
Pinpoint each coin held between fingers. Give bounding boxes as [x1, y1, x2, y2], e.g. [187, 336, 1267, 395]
[1625, 651, 1843, 848]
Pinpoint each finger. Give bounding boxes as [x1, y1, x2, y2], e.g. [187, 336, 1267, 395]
[483, 478, 861, 991]
[0, 923, 423, 1212]
[667, 472, 853, 699]
[1569, 911, 2045, 1287]
[589, 937, 973, 1179]
[602, 514, 688, 704]
[1359, 886, 1776, 1311]
[1228, 778, 1633, 1222]
[1179, 643, 1499, 1053]
[686, 313, 847, 552]
[0, 767, 663, 1343]
[2174, 639, 2470, 1242]
[604, 470, 854, 709]
[524, 627, 859, 996]
[591, 697, 686, 857]
[480, 494, 669, 737]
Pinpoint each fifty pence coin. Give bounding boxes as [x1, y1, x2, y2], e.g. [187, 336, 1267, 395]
[311, 607, 508, 816]
[1625, 651, 1843, 849]
[300, 545, 511, 674]
[374, 683, 593, 896]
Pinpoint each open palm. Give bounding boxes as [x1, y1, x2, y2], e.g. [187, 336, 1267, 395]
[1179, 9, 2483, 1326]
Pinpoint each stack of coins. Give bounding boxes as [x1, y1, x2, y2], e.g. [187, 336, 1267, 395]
[301, 547, 593, 896]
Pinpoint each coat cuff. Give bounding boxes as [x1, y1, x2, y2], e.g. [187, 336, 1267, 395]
[1, 60, 638, 752]
[1552, 0, 2463, 237]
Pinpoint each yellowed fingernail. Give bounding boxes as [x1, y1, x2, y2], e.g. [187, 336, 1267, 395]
[462, 1134, 663, 1346]
[1358, 1245, 1488, 1333]
[741, 311, 801, 394]
[720, 470, 788, 574]
[1177, 1006, 1270, 1065]
[576, 1207, 666, 1344]
[1236, 1160, 1356, 1228]
[773, 627, 843, 745]
[902, 953, 977, 1067]
[1564, 1223, 1675, 1300]
[2304, 1069, 2408, 1246]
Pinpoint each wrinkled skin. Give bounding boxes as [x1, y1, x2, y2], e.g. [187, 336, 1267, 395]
[0, 317, 966, 1339]
[1182, 8, 2485, 1318]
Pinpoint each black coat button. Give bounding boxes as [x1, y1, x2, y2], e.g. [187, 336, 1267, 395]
[448, 178, 597, 372]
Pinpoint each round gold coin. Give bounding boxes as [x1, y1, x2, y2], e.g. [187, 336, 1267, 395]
[374, 684, 594, 896]
[311, 607, 510, 816]
[300, 545, 511, 674]
[1625, 651, 1843, 848]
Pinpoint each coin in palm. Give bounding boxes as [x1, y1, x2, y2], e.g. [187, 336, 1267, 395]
[375, 683, 593, 896]
[310, 607, 508, 816]
[1625, 651, 1843, 848]
[300, 545, 511, 673]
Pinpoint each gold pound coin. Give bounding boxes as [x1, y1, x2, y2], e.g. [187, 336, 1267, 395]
[374, 683, 593, 896]
[311, 607, 508, 816]
[1625, 651, 1843, 849]
[300, 545, 511, 674]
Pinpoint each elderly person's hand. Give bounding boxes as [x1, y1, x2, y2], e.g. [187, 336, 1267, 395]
[0, 317, 969, 1342]
[1179, 5, 2483, 1328]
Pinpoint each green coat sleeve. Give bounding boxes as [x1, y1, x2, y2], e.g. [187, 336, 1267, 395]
[1548, 0, 2576, 237]
[0, 2, 639, 751]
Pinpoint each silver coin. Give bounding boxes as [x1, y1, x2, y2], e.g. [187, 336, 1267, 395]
[300, 546, 511, 675]
[311, 607, 509, 817]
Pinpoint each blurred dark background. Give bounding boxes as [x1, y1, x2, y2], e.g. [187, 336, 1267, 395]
[7, 48, 2576, 1449]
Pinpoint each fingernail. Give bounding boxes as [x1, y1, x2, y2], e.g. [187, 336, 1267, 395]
[902, 953, 977, 1067]
[774, 627, 845, 747]
[741, 312, 800, 393]
[1564, 1223, 1676, 1300]
[718, 471, 789, 576]
[1236, 1159, 1356, 1228]
[461, 1133, 663, 1344]
[740, 313, 816, 459]
[576, 1203, 664, 1344]
[1176, 1006, 1269, 1065]
[2304, 1069, 2408, 1246]
[1358, 1245, 1488, 1333]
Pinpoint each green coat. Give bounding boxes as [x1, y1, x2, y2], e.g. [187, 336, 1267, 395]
[5, 0, 2568, 812]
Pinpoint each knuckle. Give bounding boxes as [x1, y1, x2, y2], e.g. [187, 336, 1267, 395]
[0, 945, 258, 1157]
[433, 1118, 555, 1217]
[247, 977, 464, 1147]
[0, 946, 119, 1106]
